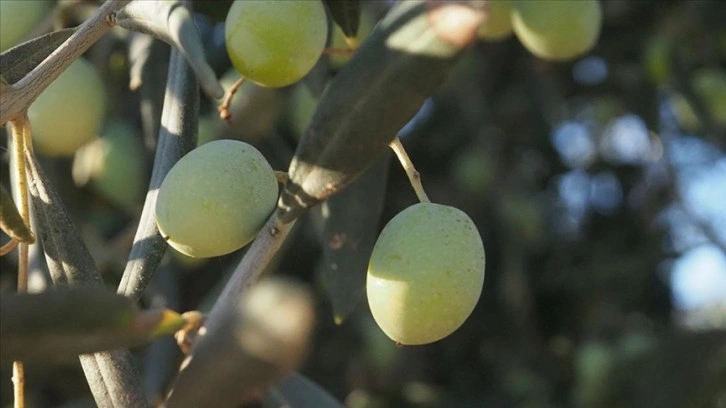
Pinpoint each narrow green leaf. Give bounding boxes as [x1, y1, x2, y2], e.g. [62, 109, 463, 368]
[320, 153, 390, 324]
[25, 149, 102, 286]
[325, 0, 361, 39]
[117, 47, 198, 300]
[114, 0, 223, 99]
[0, 183, 34, 243]
[165, 278, 316, 408]
[25, 148, 147, 406]
[278, 0, 483, 223]
[0, 287, 181, 363]
[0, 28, 76, 84]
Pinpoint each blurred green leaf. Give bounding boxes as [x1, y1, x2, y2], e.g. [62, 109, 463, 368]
[25, 149, 102, 285]
[0, 28, 76, 84]
[25, 148, 147, 406]
[0, 287, 183, 363]
[320, 153, 390, 324]
[278, 0, 482, 223]
[165, 278, 316, 408]
[115, 0, 223, 99]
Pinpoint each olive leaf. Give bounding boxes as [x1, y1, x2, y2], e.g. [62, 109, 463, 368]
[117, 47, 198, 300]
[0, 184, 34, 243]
[325, 0, 361, 39]
[278, 0, 484, 223]
[25, 149, 102, 286]
[165, 278, 315, 408]
[319, 153, 390, 324]
[24, 148, 147, 407]
[0, 287, 184, 363]
[114, 0, 223, 99]
[0, 28, 76, 84]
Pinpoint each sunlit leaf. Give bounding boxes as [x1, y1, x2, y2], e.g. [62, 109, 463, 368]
[0, 28, 76, 84]
[117, 48, 198, 300]
[25, 148, 102, 285]
[114, 0, 223, 99]
[278, 0, 483, 223]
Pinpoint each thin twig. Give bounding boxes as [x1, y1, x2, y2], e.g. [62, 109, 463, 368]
[389, 136, 430, 203]
[202, 213, 296, 336]
[218, 76, 246, 121]
[10, 117, 32, 289]
[9, 115, 32, 408]
[0, 0, 132, 124]
[0, 238, 19, 256]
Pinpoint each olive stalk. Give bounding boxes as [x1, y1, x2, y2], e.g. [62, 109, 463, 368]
[8, 114, 32, 408]
[218, 76, 246, 120]
[389, 136, 430, 203]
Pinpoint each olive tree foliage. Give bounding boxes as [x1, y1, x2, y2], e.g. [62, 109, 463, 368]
[1, 0, 725, 407]
[0, 0, 490, 406]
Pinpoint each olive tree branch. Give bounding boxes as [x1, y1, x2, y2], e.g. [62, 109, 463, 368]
[0, 0, 132, 125]
[201, 213, 297, 336]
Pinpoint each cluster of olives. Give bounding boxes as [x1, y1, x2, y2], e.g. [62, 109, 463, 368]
[156, 0, 489, 345]
[154, 0, 330, 258]
[156, 142, 486, 346]
[478, 0, 603, 61]
[20, 0, 488, 346]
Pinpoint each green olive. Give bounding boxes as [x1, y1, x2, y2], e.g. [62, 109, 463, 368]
[28, 57, 107, 157]
[511, 0, 602, 61]
[72, 121, 146, 210]
[367, 203, 485, 345]
[155, 140, 279, 258]
[0, 0, 51, 51]
[225, 0, 328, 87]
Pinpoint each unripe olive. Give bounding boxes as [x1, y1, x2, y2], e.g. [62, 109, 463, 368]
[511, 0, 602, 61]
[477, 0, 514, 41]
[0, 0, 51, 51]
[367, 203, 485, 345]
[225, 0, 328, 87]
[72, 121, 146, 210]
[155, 140, 278, 258]
[286, 84, 319, 141]
[28, 57, 107, 156]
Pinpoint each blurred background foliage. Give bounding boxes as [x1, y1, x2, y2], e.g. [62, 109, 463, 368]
[1, 0, 725, 407]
